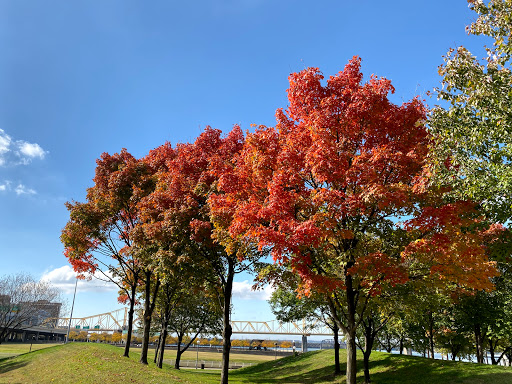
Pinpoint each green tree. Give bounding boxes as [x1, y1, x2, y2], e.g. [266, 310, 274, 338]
[267, 271, 343, 375]
[431, 0, 512, 222]
[167, 288, 222, 369]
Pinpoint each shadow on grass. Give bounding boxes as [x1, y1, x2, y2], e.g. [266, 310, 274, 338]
[0, 357, 29, 374]
[368, 355, 512, 384]
[230, 351, 343, 383]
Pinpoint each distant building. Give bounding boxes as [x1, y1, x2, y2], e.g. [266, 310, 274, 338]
[26, 300, 62, 327]
[0, 295, 61, 327]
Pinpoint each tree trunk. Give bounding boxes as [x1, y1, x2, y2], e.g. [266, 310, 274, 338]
[362, 323, 376, 384]
[363, 349, 372, 383]
[157, 327, 168, 368]
[140, 272, 160, 365]
[220, 259, 235, 384]
[428, 311, 435, 359]
[154, 332, 162, 364]
[497, 347, 511, 366]
[506, 351, 512, 366]
[489, 339, 497, 365]
[333, 324, 341, 375]
[345, 274, 358, 384]
[474, 324, 485, 364]
[450, 341, 460, 362]
[175, 334, 183, 369]
[399, 337, 403, 355]
[346, 331, 357, 384]
[123, 284, 137, 358]
[140, 277, 152, 365]
[384, 340, 392, 354]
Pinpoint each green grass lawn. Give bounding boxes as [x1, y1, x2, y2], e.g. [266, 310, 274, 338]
[0, 343, 61, 359]
[0, 342, 511, 383]
[131, 345, 277, 364]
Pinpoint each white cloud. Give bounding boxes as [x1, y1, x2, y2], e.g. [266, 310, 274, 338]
[0, 130, 11, 153]
[0, 130, 12, 166]
[232, 280, 275, 301]
[17, 142, 46, 161]
[41, 265, 119, 294]
[42, 269, 272, 300]
[0, 128, 47, 166]
[14, 184, 36, 195]
[0, 181, 37, 196]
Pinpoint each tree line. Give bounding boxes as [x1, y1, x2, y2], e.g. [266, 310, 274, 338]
[61, 2, 512, 383]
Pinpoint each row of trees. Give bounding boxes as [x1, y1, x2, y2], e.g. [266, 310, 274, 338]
[269, 247, 512, 367]
[61, 127, 255, 383]
[68, 330, 123, 343]
[61, 2, 512, 383]
[70, 330, 293, 351]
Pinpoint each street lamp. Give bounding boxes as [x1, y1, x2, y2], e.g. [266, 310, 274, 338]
[65, 277, 78, 344]
[196, 339, 200, 369]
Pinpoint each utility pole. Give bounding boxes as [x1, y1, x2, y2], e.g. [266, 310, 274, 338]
[65, 278, 78, 343]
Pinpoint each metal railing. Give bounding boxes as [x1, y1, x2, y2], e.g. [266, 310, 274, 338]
[165, 359, 254, 369]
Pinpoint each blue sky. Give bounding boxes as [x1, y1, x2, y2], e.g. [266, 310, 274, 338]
[0, 1, 483, 323]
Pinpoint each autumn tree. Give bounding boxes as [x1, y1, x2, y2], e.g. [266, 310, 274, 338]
[280, 341, 292, 349]
[138, 127, 262, 384]
[131, 144, 176, 365]
[231, 339, 244, 349]
[89, 332, 101, 342]
[112, 331, 122, 344]
[215, 57, 498, 384]
[430, 0, 512, 222]
[68, 330, 79, 341]
[61, 149, 155, 358]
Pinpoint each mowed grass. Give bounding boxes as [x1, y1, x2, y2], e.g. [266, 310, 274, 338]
[1, 342, 512, 383]
[0, 343, 60, 359]
[130, 346, 276, 364]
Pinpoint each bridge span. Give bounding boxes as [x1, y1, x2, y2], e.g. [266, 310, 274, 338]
[43, 308, 334, 337]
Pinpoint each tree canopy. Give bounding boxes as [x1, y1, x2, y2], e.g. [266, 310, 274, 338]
[431, 0, 512, 222]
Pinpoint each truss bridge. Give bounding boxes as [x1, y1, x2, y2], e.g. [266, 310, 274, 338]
[231, 319, 333, 336]
[43, 308, 334, 337]
[42, 308, 128, 332]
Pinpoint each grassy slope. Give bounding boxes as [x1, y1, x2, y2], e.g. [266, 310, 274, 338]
[0, 343, 60, 359]
[1, 343, 512, 384]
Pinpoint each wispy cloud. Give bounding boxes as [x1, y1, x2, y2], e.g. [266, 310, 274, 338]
[0, 131, 11, 165]
[232, 280, 275, 301]
[0, 128, 48, 166]
[0, 181, 37, 196]
[14, 184, 36, 195]
[41, 265, 119, 294]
